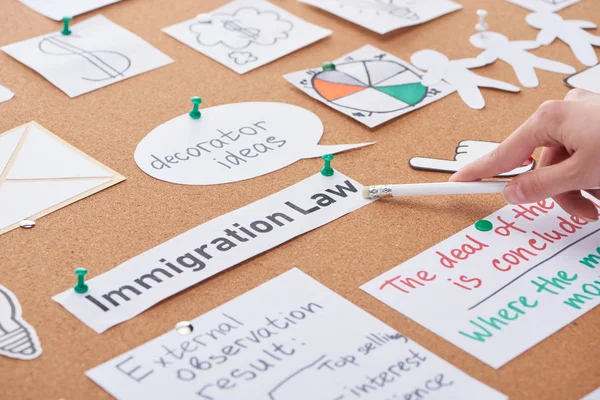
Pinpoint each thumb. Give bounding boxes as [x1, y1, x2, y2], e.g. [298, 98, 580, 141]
[503, 156, 581, 204]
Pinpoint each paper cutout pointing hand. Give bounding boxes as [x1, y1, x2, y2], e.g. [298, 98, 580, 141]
[409, 140, 535, 176]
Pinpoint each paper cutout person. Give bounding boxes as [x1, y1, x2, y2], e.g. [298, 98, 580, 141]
[0, 284, 42, 360]
[470, 31, 575, 87]
[410, 49, 520, 110]
[409, 140, 536, 176]
[526, 12, 600, 66]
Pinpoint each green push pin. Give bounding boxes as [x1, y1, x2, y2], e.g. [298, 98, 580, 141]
[321, 154, 334, 176]
[61, 17, 72, 36]
[74, 267, 88, 294]
[189, 97, 202, 120]
[322, 62, 336, 71]
[475, 219, 493, 232]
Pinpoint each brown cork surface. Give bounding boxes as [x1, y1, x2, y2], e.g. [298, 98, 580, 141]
[0, 0, 598, 398]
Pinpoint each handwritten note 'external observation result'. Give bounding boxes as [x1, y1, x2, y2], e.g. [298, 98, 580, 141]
[87, 268, 507, 400]
[54, 172, 373, 333]
[362, 197, 600, 368]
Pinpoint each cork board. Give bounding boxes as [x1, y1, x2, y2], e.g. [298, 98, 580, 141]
[0, 0, 598, 398]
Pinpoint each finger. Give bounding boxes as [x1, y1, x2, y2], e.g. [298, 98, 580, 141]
[584, 189, 600, 201]
[564, 88, 597, 102]
[538, 146, 569, 168]
[497, 162, 535, 177]
[553, 191, 599, 221]
[451, 100, 571, 182]
[502, 154, 582, 204]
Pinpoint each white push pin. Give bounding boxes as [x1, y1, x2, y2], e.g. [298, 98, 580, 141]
[476, 9, 488, 37]
[196, 13, 212, 23]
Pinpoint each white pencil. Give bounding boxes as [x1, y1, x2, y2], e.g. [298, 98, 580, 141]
[362, 181, 510, 199]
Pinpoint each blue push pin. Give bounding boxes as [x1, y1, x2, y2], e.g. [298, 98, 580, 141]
[189, 97, 202, 119]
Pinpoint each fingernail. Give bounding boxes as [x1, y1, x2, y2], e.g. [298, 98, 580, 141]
[503, 183, 526, 204]
[582, 216, 599, 223]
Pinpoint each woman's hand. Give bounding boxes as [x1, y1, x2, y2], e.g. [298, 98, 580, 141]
[450, 89, 600, 221]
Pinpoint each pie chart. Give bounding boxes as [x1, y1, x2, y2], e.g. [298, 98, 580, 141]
[311, 60, 428, 113]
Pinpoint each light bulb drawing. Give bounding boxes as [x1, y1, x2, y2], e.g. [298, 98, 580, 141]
[0, 284, 42, 360]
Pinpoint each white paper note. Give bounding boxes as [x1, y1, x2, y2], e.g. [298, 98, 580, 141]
[54, 172, 374, 333]
[582, 387, 600, 400]
[299, 0, 462, 35]
[565, 65, 600, 94]
[0, 84, 14, 104]
[18, 0, 122, 20]
[505, 0, 580, 12]
[163, 0, 331, 74]
[2, 15, 173, 98]
[284, 45, 454, 128]
[135, 102, 373, 185]
[86, 268, 506, 400]
[362, 197, 600, 368]
[0, 122, 125, 236]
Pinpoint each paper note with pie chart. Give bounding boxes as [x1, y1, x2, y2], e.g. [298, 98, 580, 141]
[284, 45, 454, 128]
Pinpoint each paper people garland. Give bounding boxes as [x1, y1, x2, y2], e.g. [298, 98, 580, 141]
[470, 31, 575, 88]
[526, 12, 600, 66]
[410, 49, 520, 110]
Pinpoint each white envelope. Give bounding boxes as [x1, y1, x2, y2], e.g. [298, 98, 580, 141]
[0, 121, 125, 236]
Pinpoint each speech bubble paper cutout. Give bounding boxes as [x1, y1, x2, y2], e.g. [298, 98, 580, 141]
[0, 284, 42, 360]
[409, 140, 535, 176]
[135, 102, 374, 185]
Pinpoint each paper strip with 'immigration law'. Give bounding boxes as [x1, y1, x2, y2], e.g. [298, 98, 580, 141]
[362, 196, 600, 369]
[54, 172, 373, 333]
